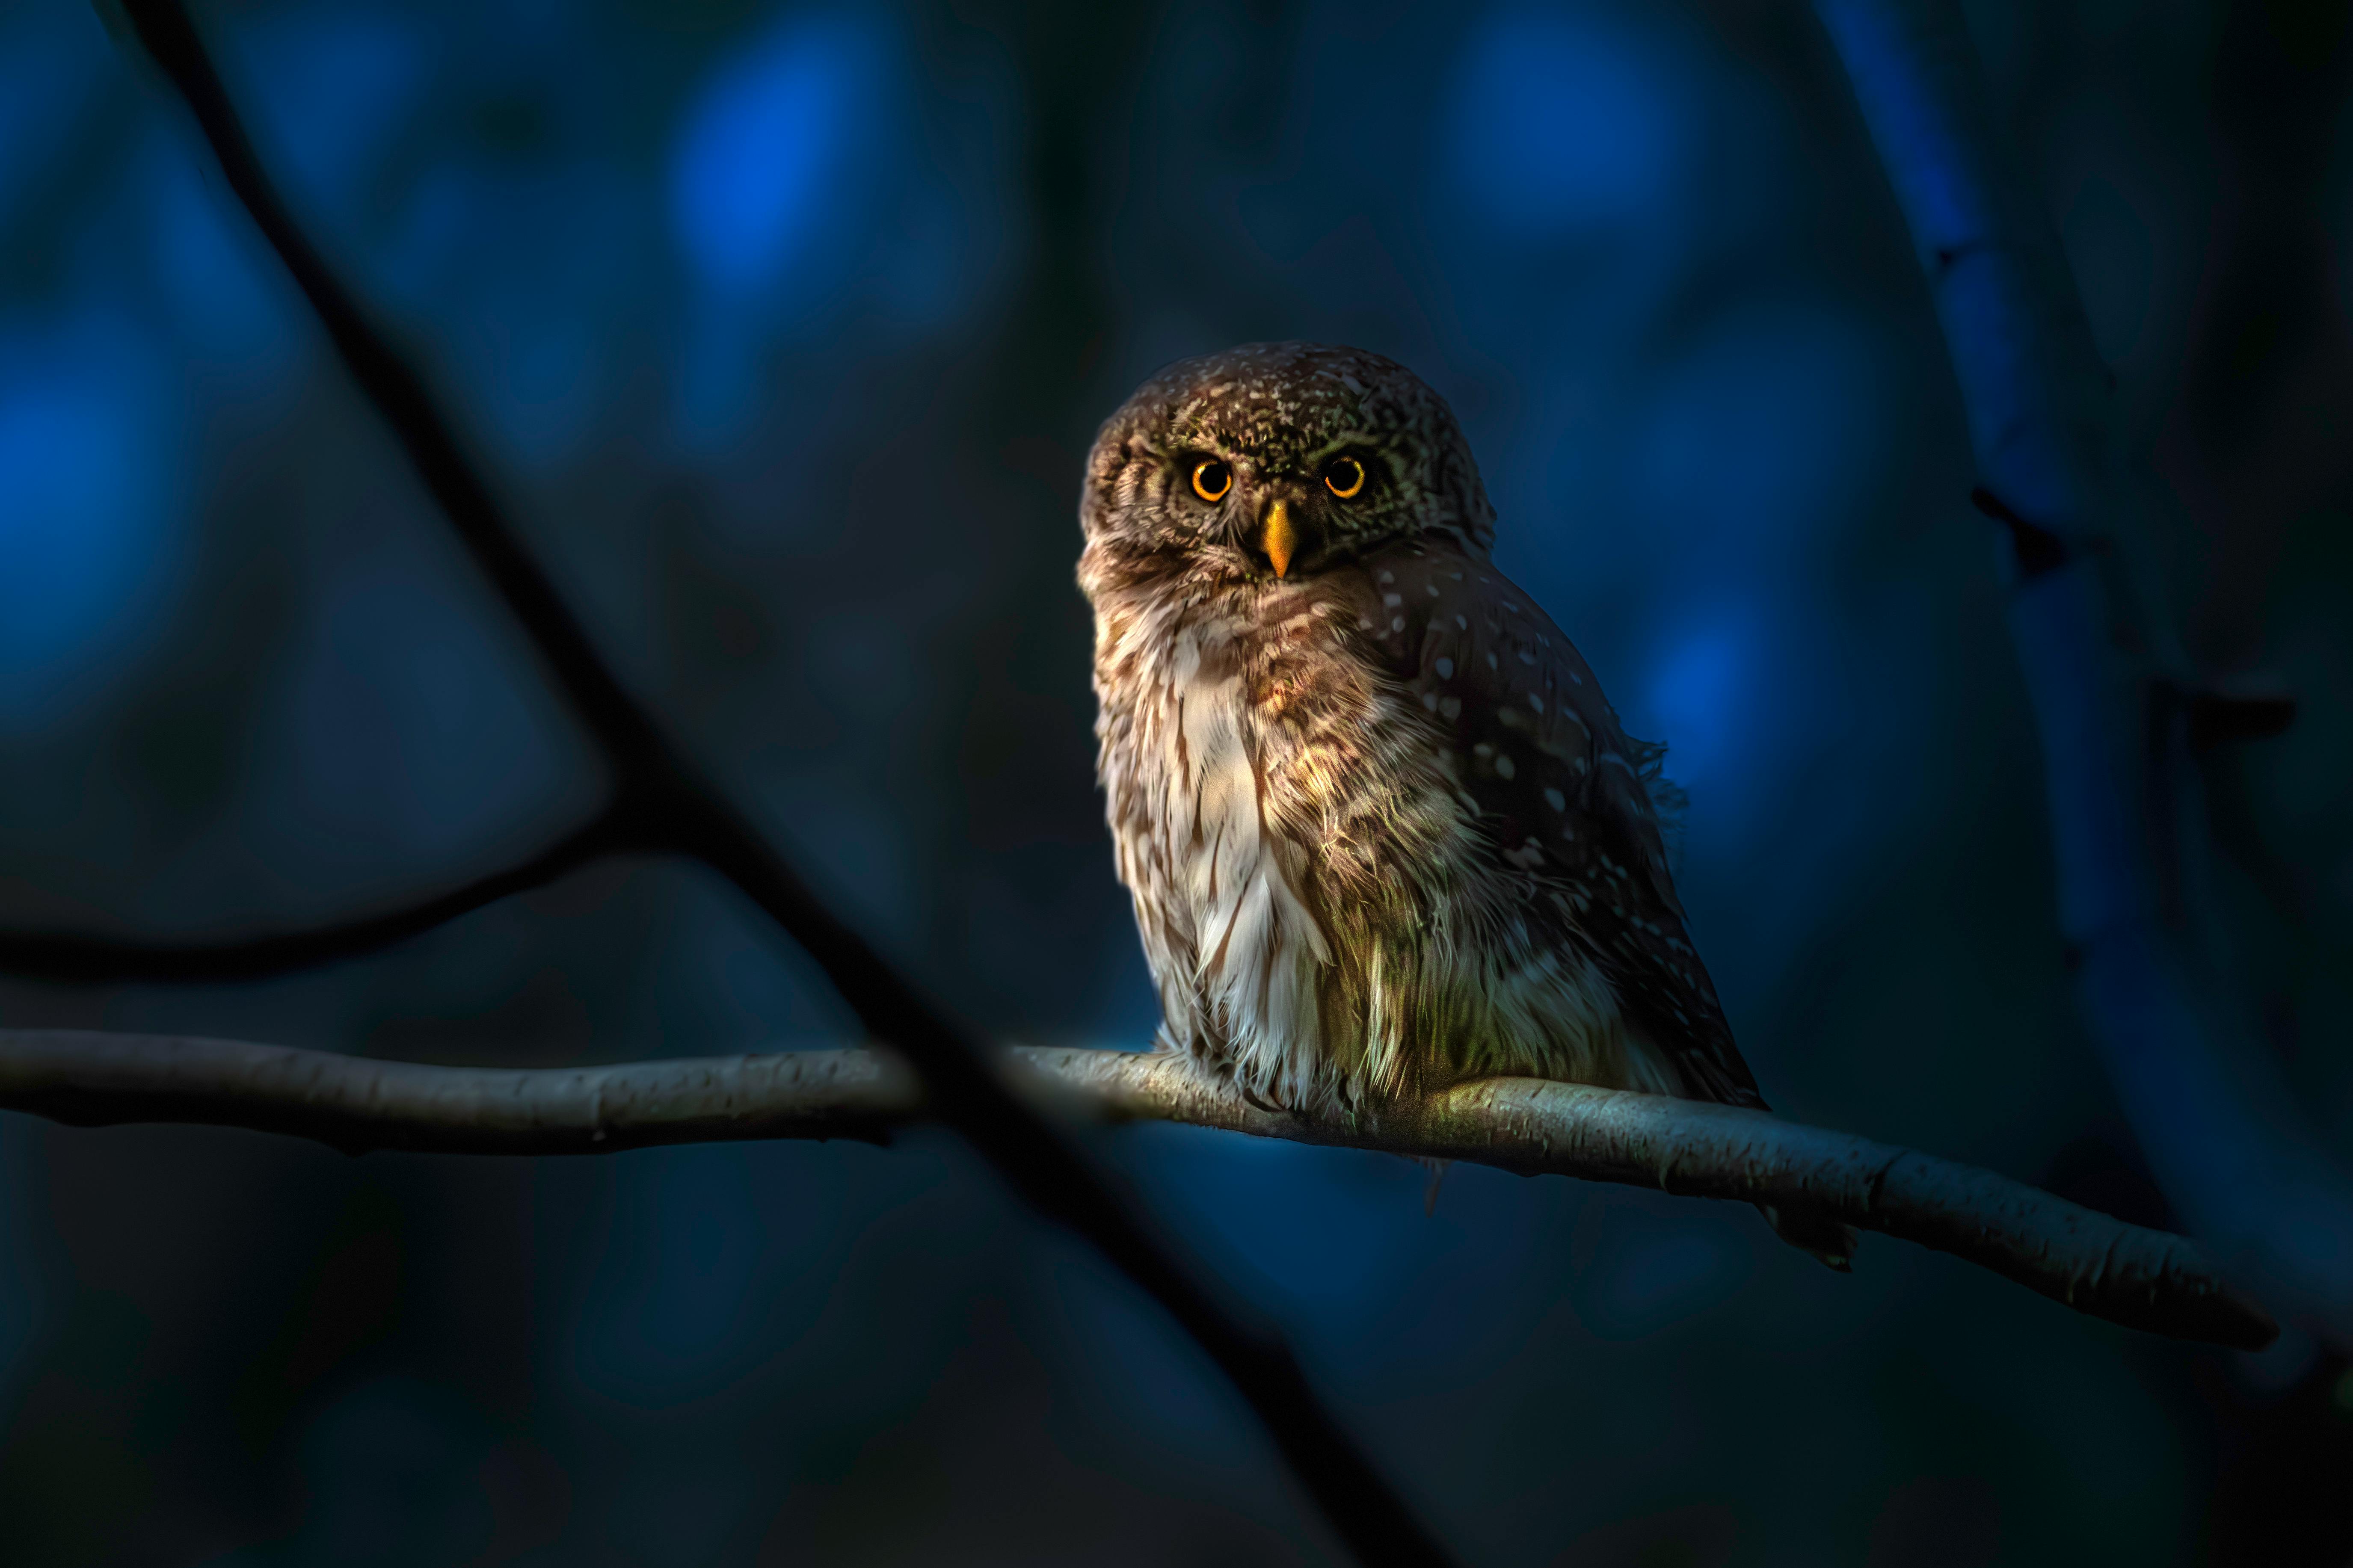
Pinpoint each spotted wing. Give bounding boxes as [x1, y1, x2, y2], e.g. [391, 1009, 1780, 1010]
[1361, 542, 1765, 1109]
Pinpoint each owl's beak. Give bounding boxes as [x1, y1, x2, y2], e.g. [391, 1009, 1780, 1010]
[1259, 499, 1297, 579]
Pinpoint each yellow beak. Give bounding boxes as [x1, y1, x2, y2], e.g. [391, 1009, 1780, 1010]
[1260, 499, 1296, 579]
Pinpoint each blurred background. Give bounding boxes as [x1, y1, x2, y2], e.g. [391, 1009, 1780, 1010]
[2, 0, 2350, 1561]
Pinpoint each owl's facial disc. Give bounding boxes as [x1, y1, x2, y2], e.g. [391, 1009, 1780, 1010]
[1079, 345, 1500, 596]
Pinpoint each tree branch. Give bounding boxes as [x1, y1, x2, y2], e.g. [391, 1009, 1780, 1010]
[108, 0, 672, 781]
[106, 2, 1454, 1560]
[0, 809, 636, 984]
[0, 1031, 2276, 1350]
[1814, 0, 2353, 1343]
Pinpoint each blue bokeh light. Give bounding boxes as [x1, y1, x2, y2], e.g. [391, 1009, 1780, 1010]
[0, 314, 181, 728]
[667, 15, 888, 444]
[1445, 12, 1688, 236]
[670, 17, 868, 301]
[1641, 607, 1754, 793]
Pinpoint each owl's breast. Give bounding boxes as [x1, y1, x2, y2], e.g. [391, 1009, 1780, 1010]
[1106, 574, 1488, 900]
[1091, 568, 1634, 1106]
[1091, 577, 1436, 1078]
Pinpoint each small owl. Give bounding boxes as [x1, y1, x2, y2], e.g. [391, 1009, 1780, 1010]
[1077, 342, 1850, 1266]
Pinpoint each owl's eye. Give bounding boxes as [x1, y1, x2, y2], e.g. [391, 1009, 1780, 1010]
[1189, 459, 1233, 503]
[1322, 455, 1367, 500]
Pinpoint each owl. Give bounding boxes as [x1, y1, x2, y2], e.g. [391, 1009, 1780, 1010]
[1077, 342, 1851, 1266]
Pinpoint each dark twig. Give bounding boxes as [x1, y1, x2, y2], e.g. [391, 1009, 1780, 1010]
[1968, 486, 2069, 580]
[1815, 0, 2353, 1343]
[100, 2, 1452, 1560]
[2183, 686, 2297, 753]
[0, 809, 635, 984]
[109, 0, 673, 783]
[0, 1032, 2278, 1350]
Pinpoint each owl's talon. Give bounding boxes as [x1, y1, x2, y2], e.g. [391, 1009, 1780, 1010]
[1240, 1084, 1289, 1116]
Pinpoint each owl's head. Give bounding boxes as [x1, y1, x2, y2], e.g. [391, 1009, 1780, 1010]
[1078, 342, 1495, 592]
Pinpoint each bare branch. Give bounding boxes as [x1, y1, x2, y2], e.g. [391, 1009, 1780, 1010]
[0, 1031, 2277, 1351]
[108, 0, 671, 780]
[110, 2, 1452, 1559]
[1814, 0, 2353, 1342]
[0, 1028, 906, 1152]
[0, 810, 635, 985]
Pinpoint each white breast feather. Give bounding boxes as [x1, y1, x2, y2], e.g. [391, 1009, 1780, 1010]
[1164, 624, 1329, 1098]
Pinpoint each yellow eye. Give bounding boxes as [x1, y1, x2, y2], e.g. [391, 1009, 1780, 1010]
[1190, 459, 1233, 503]
[1323, 455, 1366, 499]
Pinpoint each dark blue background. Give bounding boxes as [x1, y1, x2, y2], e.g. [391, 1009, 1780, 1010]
[2, 0, 2350, 1561]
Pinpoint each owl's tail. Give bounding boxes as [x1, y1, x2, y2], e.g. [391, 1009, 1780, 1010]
[1758, 1202, 1857, 1272]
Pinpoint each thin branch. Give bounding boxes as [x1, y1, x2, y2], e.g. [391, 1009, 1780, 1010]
[109, 2, 1452, 1560]
[110, 0, 671, 783]
[0, 1031, 2277, 1350]
[0, 809, 635, 985]
[1814, 0, 2353, 1342]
